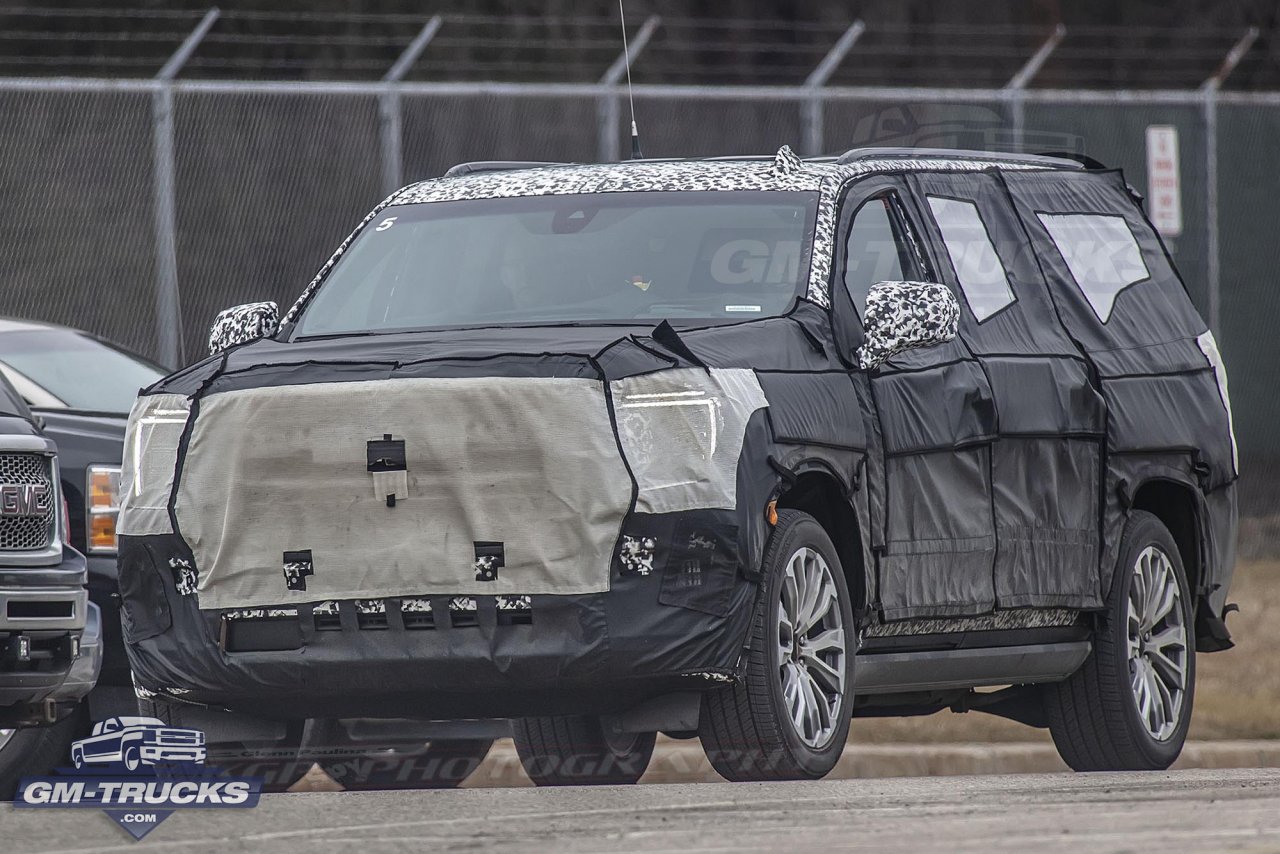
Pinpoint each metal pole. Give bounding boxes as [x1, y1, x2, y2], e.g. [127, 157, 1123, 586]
[151, 7, 219, 368]
[380, 15, 443, 192]
[1204, 89, 1220, 336]
[597, 15, 660, 162]
[1004, 24, 1065, 150]
[803, 20, 865, 156]
[1199, 27, 1257, 337]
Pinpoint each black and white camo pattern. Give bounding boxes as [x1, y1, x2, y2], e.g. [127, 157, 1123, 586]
[857, 281, 960, 370]
[865, 607, 1080, 637]
[281, 151, 1049, 319]
[207, 300, 279, 356]
[283, 560, 313, 592]
[771, 144, 804, 176]
[449, 596, 477, 613]
[219, 595, 534, 625]
[619, 535, 656, 576]
[682, 671, 735, 683]
[223, 607, 299, 621]
[474, 554, 499, 582]
[169, 556, 197, 596]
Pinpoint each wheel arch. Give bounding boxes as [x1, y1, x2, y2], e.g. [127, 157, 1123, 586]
[773, 466, 868, 617]
[1130, 477, 1204, 601]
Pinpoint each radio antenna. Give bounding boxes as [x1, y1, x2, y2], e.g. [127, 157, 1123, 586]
[617, 0, 643, 159]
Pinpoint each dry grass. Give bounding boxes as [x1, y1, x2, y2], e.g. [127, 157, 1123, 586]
[852, 558, 1280, 744]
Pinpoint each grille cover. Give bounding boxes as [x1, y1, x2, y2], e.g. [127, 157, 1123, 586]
[0, 453, 55, 551]
[174, 376, 633, 609]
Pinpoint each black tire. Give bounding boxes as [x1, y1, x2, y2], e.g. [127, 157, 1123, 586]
[511, 716, 655, 786]
[139, 695, 309, 792]
[320, 738, 493, 791]
[698, 509, 854, 782]
[1044, 510, 1196, 771]
[0, 704, 88, 800]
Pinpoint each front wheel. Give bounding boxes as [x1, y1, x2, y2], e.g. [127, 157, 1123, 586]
[512, 716, 655, 786]
[1043, 510, 1196, 771]
[698, 509, 854, 782]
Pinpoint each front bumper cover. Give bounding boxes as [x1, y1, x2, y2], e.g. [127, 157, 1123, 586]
[122, 509, 758, 721]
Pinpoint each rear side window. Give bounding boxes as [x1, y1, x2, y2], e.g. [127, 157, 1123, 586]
[1036, 213, 1150, 323]
[926, 196, 1016, 322]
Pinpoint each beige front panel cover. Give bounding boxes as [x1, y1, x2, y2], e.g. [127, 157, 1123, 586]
[176, 376, 632, 610]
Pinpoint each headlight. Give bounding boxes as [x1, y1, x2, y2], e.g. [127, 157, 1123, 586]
[86, 465, 122, 553]
[118, 393, 190, 537]
[611, 368, 767, 514]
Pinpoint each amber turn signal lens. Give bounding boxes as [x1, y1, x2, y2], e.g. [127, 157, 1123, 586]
[766, 499, 778, 526]
[87, 465, 122, 553]
[90, 513, 117, 550]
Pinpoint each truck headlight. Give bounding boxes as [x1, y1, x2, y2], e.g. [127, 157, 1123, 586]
[119, 393, 190, 537]
[611, 368, 767, 514]
[86, 465, 122, 554]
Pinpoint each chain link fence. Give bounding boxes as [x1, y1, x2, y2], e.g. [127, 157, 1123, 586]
[1, 80, 1278, 524]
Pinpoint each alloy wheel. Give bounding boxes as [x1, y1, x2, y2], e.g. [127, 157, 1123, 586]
[776, 546, 847, 749]
[1126, 545, 1189, 741]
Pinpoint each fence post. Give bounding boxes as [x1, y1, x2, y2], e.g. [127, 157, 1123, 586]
[1004, 24, 1065, 150]
[1203, 89, 1221, 336]
[597, 15, 660, 162]
[1200, 27, 1258, 337]
[380, 16, 443, 192]
[151, 8, 219, 368]
[803, 20, 864, 156]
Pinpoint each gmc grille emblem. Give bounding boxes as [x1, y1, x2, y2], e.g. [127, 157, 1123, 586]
[0, 483, 51, 517]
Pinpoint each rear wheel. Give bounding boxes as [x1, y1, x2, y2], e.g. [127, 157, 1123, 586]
[698, 509, 854, 782]
[512, 716, 655, 786]
[1043, 510, 1195, 771]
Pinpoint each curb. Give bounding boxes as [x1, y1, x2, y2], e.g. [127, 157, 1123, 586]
[293, 738, 1280, 791]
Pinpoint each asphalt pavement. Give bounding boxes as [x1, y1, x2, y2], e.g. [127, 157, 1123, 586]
[5, 767, 1280, 853]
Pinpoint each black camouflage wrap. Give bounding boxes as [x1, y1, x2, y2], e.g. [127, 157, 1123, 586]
[119, 150, 1237, 720]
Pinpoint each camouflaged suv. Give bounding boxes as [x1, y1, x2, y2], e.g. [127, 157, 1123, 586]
[118, 146, 1237, 786]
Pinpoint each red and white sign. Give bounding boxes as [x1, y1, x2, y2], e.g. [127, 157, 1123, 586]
[1145, 125, 1182, 237]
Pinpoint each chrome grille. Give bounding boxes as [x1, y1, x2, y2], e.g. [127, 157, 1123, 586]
[0, 453, 55, 551]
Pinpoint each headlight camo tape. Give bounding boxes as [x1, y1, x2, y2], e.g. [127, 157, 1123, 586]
[118, 393, 190, 537]
[611, 368, 767, 515]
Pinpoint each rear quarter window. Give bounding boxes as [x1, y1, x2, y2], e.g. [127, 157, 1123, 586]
[1036, 213, 1150, 323]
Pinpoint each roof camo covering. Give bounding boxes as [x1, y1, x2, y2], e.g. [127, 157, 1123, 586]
[283, 146, 1048, 321]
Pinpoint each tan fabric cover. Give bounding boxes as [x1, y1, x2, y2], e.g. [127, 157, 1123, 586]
[175, 377, 632, 609]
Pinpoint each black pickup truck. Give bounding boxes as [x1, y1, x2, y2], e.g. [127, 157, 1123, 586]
[0, 369, 101, 798]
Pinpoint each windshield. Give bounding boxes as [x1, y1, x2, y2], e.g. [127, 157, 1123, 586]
[0, 329, 164, 414]
[296, 190, 819, 336]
